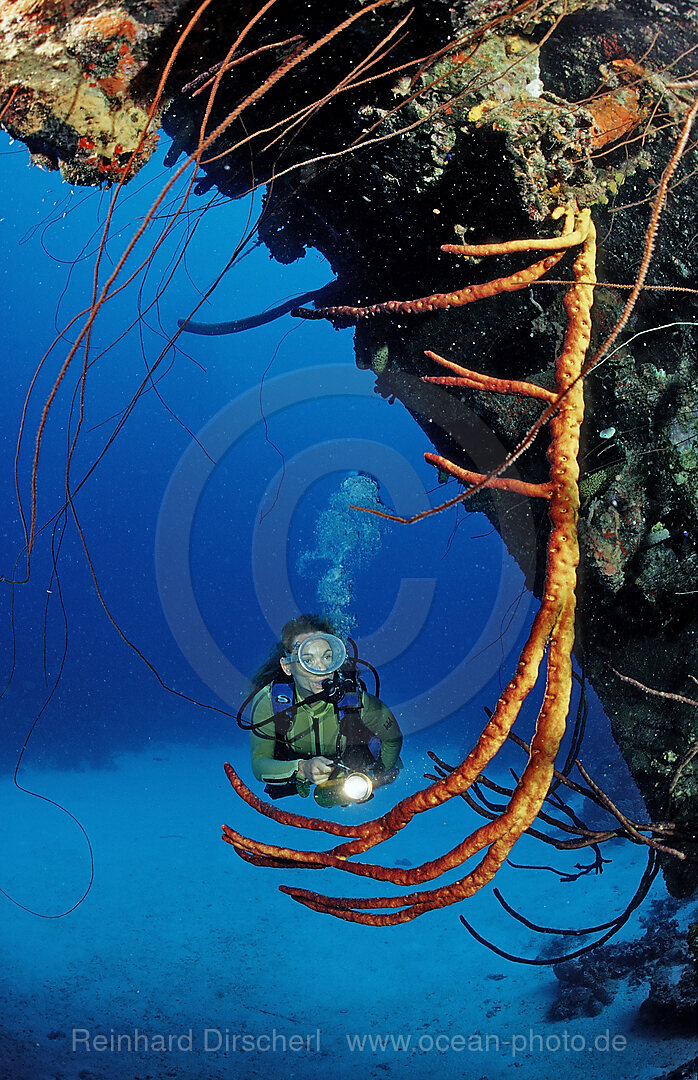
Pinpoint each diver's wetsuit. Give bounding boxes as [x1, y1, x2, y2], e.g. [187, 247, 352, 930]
[249, 684, 402, 798]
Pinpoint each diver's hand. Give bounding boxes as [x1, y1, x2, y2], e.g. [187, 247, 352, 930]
[297, 756, 334, 783]
[372, 765, 399, 788]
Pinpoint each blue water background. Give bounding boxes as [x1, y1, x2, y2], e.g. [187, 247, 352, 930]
[0, 134, 694, 1079]
[0, 132, 541, 767]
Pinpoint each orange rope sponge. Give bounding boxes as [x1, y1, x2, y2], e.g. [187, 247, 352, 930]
[222, 208, 597, 923]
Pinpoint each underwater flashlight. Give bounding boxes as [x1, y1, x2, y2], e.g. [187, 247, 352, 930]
[314, 767, 374, 808]
[341, 771, 373, 802]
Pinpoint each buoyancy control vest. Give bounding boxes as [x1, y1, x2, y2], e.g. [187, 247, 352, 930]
[264, 679, 377, 799]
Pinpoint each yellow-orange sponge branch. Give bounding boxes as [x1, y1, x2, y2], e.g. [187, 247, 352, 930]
[222, 208, 597, 923]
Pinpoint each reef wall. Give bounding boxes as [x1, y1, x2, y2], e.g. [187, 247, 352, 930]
[1, 0, 697, 892]
[0, 0, 186, 182]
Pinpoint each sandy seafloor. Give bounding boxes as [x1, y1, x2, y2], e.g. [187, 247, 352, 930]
[1, 120, 698, 1080]
[2, 732, 696, 1080]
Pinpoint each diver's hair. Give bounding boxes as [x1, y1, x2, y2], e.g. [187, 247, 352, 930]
[251, 613, 337, 691]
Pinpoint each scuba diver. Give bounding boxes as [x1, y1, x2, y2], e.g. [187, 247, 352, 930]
[243, 615, 402, 807]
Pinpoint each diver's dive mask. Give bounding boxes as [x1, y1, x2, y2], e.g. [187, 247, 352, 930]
[314, 765, 373, 808]
[286, 633, 347, 677]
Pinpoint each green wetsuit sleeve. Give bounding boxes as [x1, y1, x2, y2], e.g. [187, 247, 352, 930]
[361, 693, 403, 770]
[249, 688, 299, 783]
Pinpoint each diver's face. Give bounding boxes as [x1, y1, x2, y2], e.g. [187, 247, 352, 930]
[280, 633, 334, 698]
